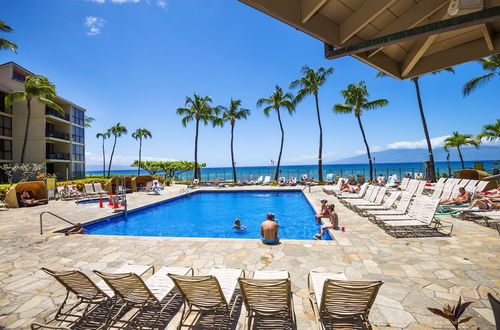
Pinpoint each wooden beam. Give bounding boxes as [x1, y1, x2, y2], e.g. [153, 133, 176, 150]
[301, 0, 327, 24]
[340, 0, 397, 44]
[367, 0, 448, 58]
[353, 52, 402, 80]
[480, 23, 495, 50]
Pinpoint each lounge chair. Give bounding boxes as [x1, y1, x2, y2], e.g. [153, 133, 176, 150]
[398, 177, 410, 190]
[94, 266, 193, 329]
[289, 177, 297, 186]
[475, 180, 490, 193]
[67, 184, 83, 199]
[262, 176, 271, 185]
[169, 267, 244, 329]
[365, 192, 413, 219]
[308, 271, 382, 329]
[254, 176, 264, 185]
[278, 177, 287, 186]
[414, 180, 427, 196]
[325, 173, 334, 184]
[336, 182, 369, 200]
[57, 186, 71, 200]
[238, 270, 294, 329]
[345, 186, 386, 210]
[93, 183, 106, 196]
[84, 183, 97, 197]
[488, 293, 500, 327]
[356, 191, 402, 216]
[339, 185, 374, 206]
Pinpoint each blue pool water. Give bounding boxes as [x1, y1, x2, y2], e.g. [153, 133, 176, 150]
[84, 191, 330, 240]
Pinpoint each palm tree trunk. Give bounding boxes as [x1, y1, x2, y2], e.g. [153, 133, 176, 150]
[138, 137, 142, 176]
[446, 150, 451, 177]
[20, 99, 32, 163]
[275, 108, 285, 181]
[102, 138, 106, 177]
[356, 115, 373, 180]
[108, 135, 117, 178]
[457, 146, 465, 169]
[314, 93, 323, 182]
[230, 123, 236, 183]
[412, 78, 436, 182]
[194, 119, 199, 180]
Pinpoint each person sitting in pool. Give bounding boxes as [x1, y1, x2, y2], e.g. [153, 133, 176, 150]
[315, 204, 339, 240]
[440, 187, 471, 205]
[65, 223, 84, 236]
[261, 213, 279, 245]
[233, 218, 246, 230]
[315, 199, 330, 223]
[19, 190, 48, 207]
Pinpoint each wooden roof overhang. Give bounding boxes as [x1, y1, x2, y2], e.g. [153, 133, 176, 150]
[238, 0, 500, 80]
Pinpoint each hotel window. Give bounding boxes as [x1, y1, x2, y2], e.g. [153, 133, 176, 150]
[72, 144, 85, 161]
[72, 126, 84, 144]
[0, 115, 12, 137]
[0, 92, 11, 114]
[72, 163, 85, 179]
[72, 107, 84, 126]
[12, 71, 26, 82]
[0, 139, 12, 160]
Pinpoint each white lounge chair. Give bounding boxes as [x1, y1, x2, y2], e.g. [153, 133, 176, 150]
[336, 182, 369, 200]
[365, 192, 413, 219]
[345, 186, 384, 210]
[357, 191, 402, 216]
[262, 176, 271, 185]
[351, 187, 388, 212]
[84, 183, 97, 197]
[254, 176, 264, 185]
[339, 184, 374, 206]
[93, 182, 106, 195]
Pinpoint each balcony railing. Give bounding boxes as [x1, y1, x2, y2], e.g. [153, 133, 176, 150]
[46, 129, 70, 141]
[45, 107, 70, 121]
[46, 152, 70, 160]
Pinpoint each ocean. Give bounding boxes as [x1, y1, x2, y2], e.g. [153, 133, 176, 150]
[86, 160, 497, 181]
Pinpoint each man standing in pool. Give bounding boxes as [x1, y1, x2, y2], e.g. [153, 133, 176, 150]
[261, 213, 279, 245]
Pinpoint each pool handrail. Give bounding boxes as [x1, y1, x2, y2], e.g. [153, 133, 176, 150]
[40, 211, 75, 235]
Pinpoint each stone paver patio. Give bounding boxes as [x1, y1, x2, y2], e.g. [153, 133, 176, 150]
[0, 185, 499, 329]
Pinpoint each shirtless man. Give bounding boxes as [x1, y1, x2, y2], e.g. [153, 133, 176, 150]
[315, 204, 339, 240]
[261, 213, 279, 245]
[440, 187, 471, 205]
[315, 199, 329, 223]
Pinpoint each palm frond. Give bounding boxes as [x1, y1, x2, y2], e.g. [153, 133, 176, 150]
[39, 98, 64, 115]
[0, 39, 18, 53]
[374, 71, 388, 79]
[0, 21, 13, 32]
[478, 55, 500, 72]
[462, 73, 496, 96]
[4, 91, 26, 108]
[333, 104, 353, 114]
[262, 105, 273, 117]
[363, 99, 389, 110]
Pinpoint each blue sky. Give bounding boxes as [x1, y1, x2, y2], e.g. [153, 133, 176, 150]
[2, 0, 498, 168]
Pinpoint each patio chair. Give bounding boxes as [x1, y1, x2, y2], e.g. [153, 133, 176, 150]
[56, 186, 71, 200]
[365, 192, 413, 219]
[83, 183, 97, 197]
[253, 176, 263, 185]
[94, 266, 193, 329]
[414, 180, 427, 196]
[357, 191, 401, 216]
[238, 270, 294, 329]
[263, 176, 271, 185]
[325, 173, 334, 184]
[339, 185, 375, 207]
[336, 182, 369, 201]
[93, 183, 106, 196]
[308, 271, 382, 329]
[346, 187, 387, 211]
[475, 180, 490, 193]
[168, 267, 244, 329]
[67, 184, 83, 199]
[398, 177, 410, 190]
[488, 293, 500, 328]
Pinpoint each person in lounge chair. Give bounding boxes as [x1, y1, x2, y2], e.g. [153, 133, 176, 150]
[19, 190, 48, 207]
[440, 187, 471, 205]
[315, 204, 339, 240]
[261, 213, 279, 245]
[289, 177, 297, 186]
[65, 223, 84, 235]
[315, 199, 330, 223]
[466, 197, 500, 210]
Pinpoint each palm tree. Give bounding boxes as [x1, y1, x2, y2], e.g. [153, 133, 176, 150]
[107, 122, 128, 177]
[376, 68, 454, 182]
[96, 132, 110, 177]
[476, 119, 500, 142]
[84, 116, 95, 128]
[333, 81, 388, 181]
[290, 66, 333, 182]
[5, 75, 62, 163]
[0, 20, 18, 53]
[216, 99, 250, 183]
[463, 55, 500, 96]
[176, 94, 219, 180]
[443, 131, 480, 169]
[257, 85, 295, 181]
[132, 128, 152, 176]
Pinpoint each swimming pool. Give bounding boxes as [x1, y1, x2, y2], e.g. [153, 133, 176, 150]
[84, 190, 331, 240]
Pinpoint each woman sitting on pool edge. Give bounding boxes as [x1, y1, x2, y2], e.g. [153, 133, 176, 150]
[315, 204, 339, 240]
[261, 213, 279, 245]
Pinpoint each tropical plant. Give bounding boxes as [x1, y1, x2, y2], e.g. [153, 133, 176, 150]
[96, 131, 110, 177]
[0, 20, 18, 53]
[5, 75, 63, 163]
[476, 119, 500, 142]
[463, 55, 500, 96]
[0, 163, 45, 183]
[132, 128, 152, 176]
[333, 81, 388, 180]
[376, 68, 454, 182]
[428, 297, 472, 329]
[443, 131, 480, 169]
[176, 94, 219, 180]
[215, 99, 250, 183]
[257, 85, 295, 181]
[107, 122, 128, 177]
[84, 116, 95, 128]
[290, 66, 333, 182]
[130, 160, 206, 179]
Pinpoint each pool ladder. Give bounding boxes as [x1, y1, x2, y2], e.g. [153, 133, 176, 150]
[39, 211, 75, 235]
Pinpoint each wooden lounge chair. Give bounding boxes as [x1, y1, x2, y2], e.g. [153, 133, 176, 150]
[94, 266, 192, 329]
[308, 271, 382, 329]
[357, 191, 402, 216]
[238, 270, 294, 329]
[168, 267, 244, 329]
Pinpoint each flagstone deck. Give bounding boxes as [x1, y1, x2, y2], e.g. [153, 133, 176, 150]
[0, 185, 498, 329]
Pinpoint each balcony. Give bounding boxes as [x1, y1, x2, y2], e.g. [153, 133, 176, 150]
[46, 129, 70, 141]
[46, 152, 70, 160]
[45, 107, 70, 121]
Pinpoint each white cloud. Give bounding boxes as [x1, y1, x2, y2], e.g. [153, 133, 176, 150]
[85, 151, 176, 165]
[156, 0, 166, 8]
[84, 16, 106, 36]
[386, 136, 449, 150]
[87, 0, 166, 6]
[88, 0, 106, 3]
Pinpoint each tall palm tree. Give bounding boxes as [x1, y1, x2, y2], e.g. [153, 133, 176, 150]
[257, 85, 295, 181]
[376, 68, 454, 182]
[333, 81, 388, 181]
[443, 131, 480, 169]
[476, 119, 500, 142]
[176, 94, 219, 180]
[290, 66, 333, 182]
[443, 146, 452, 178]
[107, 123, 128, 177]
[216, 99, 250, 183]
[5, 75, 62, 163]
[132, 128, 152, 176]
[96, 132, 110, 177]
[463, 55, 500, 96]
[0, 20, 18, 53]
